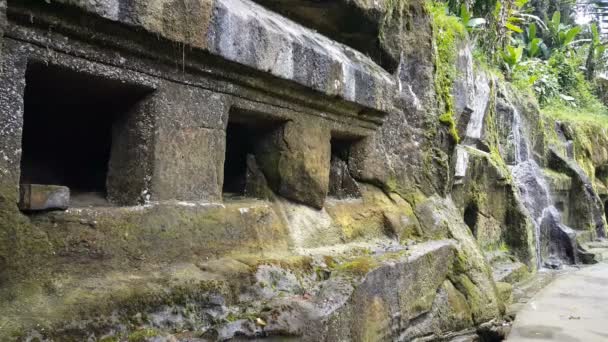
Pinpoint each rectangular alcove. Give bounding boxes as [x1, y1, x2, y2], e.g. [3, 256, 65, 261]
[19, 62, 153, 208]
[328, 136, 362, 199]
[222, 111, 281, 199]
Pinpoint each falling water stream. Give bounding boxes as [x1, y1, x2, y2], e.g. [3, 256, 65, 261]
[508, 105, 569, 268]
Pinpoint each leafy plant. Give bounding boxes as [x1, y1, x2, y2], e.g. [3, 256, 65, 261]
[460, 4, 487, 29]
[502, 45, 524, 76]
[523, 23, 547, 58]
[585, 23, 607, 80]
[512, 59, 559, 104]
[504, 0, 535, 34]
[500, 1, 521, 33]
[547, 11, 581, 50]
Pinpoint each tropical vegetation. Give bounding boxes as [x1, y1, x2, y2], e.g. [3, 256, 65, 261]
[437, 0, 608, 124]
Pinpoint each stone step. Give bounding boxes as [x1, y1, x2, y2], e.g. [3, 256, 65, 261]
[18, 183, 70, 211]
[584, 240, 608, 249]
[578, 246, 608, 264]
[486, 250, 514, 264]
[492, 261, 529, 284]
[587, 248, 608, 261]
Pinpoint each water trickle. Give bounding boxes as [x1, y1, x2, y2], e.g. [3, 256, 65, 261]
[511, 159, 554, 268]
[508, 106, 572, 268]
[510, 106, 530, 164]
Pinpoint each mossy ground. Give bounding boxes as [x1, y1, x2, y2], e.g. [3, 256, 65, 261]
[542, 104, 608, 181]
[543, 102, 608, 128]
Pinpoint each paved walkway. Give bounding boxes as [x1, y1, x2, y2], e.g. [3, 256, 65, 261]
[507, 263, 608, 342]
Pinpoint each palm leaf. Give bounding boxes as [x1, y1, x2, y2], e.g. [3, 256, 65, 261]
[506, 22, 523, 33]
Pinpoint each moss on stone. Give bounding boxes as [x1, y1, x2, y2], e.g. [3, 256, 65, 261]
[452, 273, 487, 324]
[0, 188, 54, 287]
[543, 111, 608, 183]
[495, 281, 513, 305]
[439, 111, 461, 143]
[0, 201, 266, 339]
[442, 280, 473, 328]
[234, 255, 314, 275]
[335, 256, 380, 277]
[429, 2, 466, 144]
[128, 328, 160, 342]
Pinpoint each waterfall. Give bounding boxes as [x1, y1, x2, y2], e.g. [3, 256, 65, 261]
[508, 106, 574, 268]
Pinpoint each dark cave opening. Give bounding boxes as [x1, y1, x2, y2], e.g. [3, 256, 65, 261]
[222, 116, 280, 197]
[223, 122, 256, 196]
[328, 137, 361, 199]
[19, 62, 151, 205]
[464, 202, 479, 236]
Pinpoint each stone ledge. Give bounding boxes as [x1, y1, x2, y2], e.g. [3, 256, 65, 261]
[23, 0, 396, 114]
[18, 184, 70, 211]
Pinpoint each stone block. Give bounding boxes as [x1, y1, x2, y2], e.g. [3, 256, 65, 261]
[328, 156, 361, 199]
[107, 95, 155, 205]
[153, 83, 228, 131]
[0, 42, 27, 204]
[548, 146, 607, 236]
[255, 121, 330, 209]
[149, 82, 229, 202]
[19, 184, 70, 211]
[244, 154, 274, 200]
[152, 127, 224, 202]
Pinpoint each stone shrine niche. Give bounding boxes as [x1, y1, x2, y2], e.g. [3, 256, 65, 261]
[18, 62, 154, 210]
[222, 109, 284, 199]
[328, 136, 362, 199]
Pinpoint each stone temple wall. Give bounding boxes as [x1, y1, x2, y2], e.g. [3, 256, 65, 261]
[0, 2, 509, 341]
[2, 0, 606, 341]
[1, 0, 398, 211]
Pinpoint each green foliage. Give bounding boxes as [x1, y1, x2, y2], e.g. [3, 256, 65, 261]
[436, 0, 607, 126]
[543, 100, 608, 127]
[505, 0, 532, 35]
[590, 23, 605, 55]
[431, 2, 466, 143]
[491, 2, 606, 114]
[548, 52, 579, 92]
[512, 49, 600, 108]
[528, 37, 543, 57]
[546, 11, 581, 50]
[460, 4, 487, 29]
[474, 0, 545, 64]
[585, 23, 607, 80]
[502, 45, 524, 75]
[523, 23, 547, 58]
[512, 59, 559, 104]
[461, 4, 472, 26]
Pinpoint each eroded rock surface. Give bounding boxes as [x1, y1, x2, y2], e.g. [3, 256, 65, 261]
[0, 0, 607, 341]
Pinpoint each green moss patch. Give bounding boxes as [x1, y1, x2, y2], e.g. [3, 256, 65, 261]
[430, 2, 466, 144]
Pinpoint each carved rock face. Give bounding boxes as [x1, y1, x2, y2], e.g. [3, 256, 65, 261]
[255, 121, 331, 209]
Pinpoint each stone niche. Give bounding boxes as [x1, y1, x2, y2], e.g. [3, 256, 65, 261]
[222, 108, 284, 198]
[328, 136, 363, 199]
[19, 62, 155, 208]
[1, 0, 394, 211]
